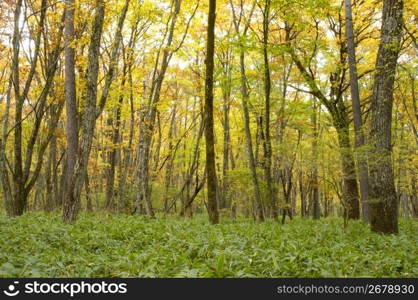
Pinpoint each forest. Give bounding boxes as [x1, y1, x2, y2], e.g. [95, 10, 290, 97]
[0, 0, 417, 278]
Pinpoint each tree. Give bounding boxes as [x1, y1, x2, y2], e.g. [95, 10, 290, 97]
[344, 0, 370, 222]
[259, 0, 277, 219]
[369, 0, 404, 234]
[204, 0, 219, 225]
[311, 97, 320, 219]
[64, 0, 78, 216]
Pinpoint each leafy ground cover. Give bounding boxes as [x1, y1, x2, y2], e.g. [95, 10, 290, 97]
[0, 213, 417, 277]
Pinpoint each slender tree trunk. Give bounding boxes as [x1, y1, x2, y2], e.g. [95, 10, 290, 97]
[45, 104, 59, 211]
[220, 60, 232, 209]
[163, 104, 177, 211]
[344, 0, 370, 222]
[410, 175, 418, 218]
[261, 0, 277, 219]
[311, 98, 320, 219]
[10, 0, 25, 217]
[335, 122, 360, 220]
[369, 0, 404, 234]
[221, 92, 231, 209]
[117, 27, 137, 212]
[299, 172, 309, 218]
[204, 0, 219, 224]
[239, 52, 265, 222]
[0, 76, 13, 214]
[105, 67, 126, 210]
[63, 0, 79, 217]
[85, 172, 92, 212]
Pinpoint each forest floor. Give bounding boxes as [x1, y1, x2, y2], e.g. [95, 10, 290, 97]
[0, 213, 417, 277]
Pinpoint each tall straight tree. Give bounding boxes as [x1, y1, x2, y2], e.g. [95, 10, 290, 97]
[369, 0, 404, 234]
[260, 0, 277, 219]
[344, 0, 370, 222]
[64, 0, 78, 215]
[311, 97, 320, 219]
[204, 0, 219, 224]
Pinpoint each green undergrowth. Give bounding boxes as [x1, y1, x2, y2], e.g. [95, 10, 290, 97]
[0, 213, 417, 277]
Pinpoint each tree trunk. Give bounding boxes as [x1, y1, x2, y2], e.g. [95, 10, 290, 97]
[261, 0, 277, 219]
[45, 104, 59, 211]
[369, 0, 403, 234]
[311, 98, 320, 219]
[240, 53, 265, 222]
[299, 172, 309, 218]
[336, 123, 360, 220]
[344, 0, 370, 222]
[204, 0, 219, 224]
[220, 57, 232, 209]
[63, 0, 79, 216]
[0, 76, 13, 214]
[163, 104, 177, 211]
[221, 90, 231, 209]
[105, 68, 126, 210]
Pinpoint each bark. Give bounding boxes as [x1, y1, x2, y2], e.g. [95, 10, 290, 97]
[219, 45, 233, 209]
[45, 103, 59, 211]
[221, 85, 231, 209]
[369, 0, 404, 234]
[180, 116, 204, 215]
[344, 0, 370, 222]
[64, 0, 79, 214]
[280, 169, 294, 224]
[299, 172, 309, 218]
[261, 0, 277, 219]
[410, 175, 418, 218]
[311, 98, 320, 220]
[0, 76, 13, 214]
[204, 0, 219, 224]
[104, 62, 128, 210]
[85, 172, 92, 212]
[336, 123, 360, 219]
[117, 24, 139, 212]
[163, 104, 177, 211]
[280, 131, 301, 223]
